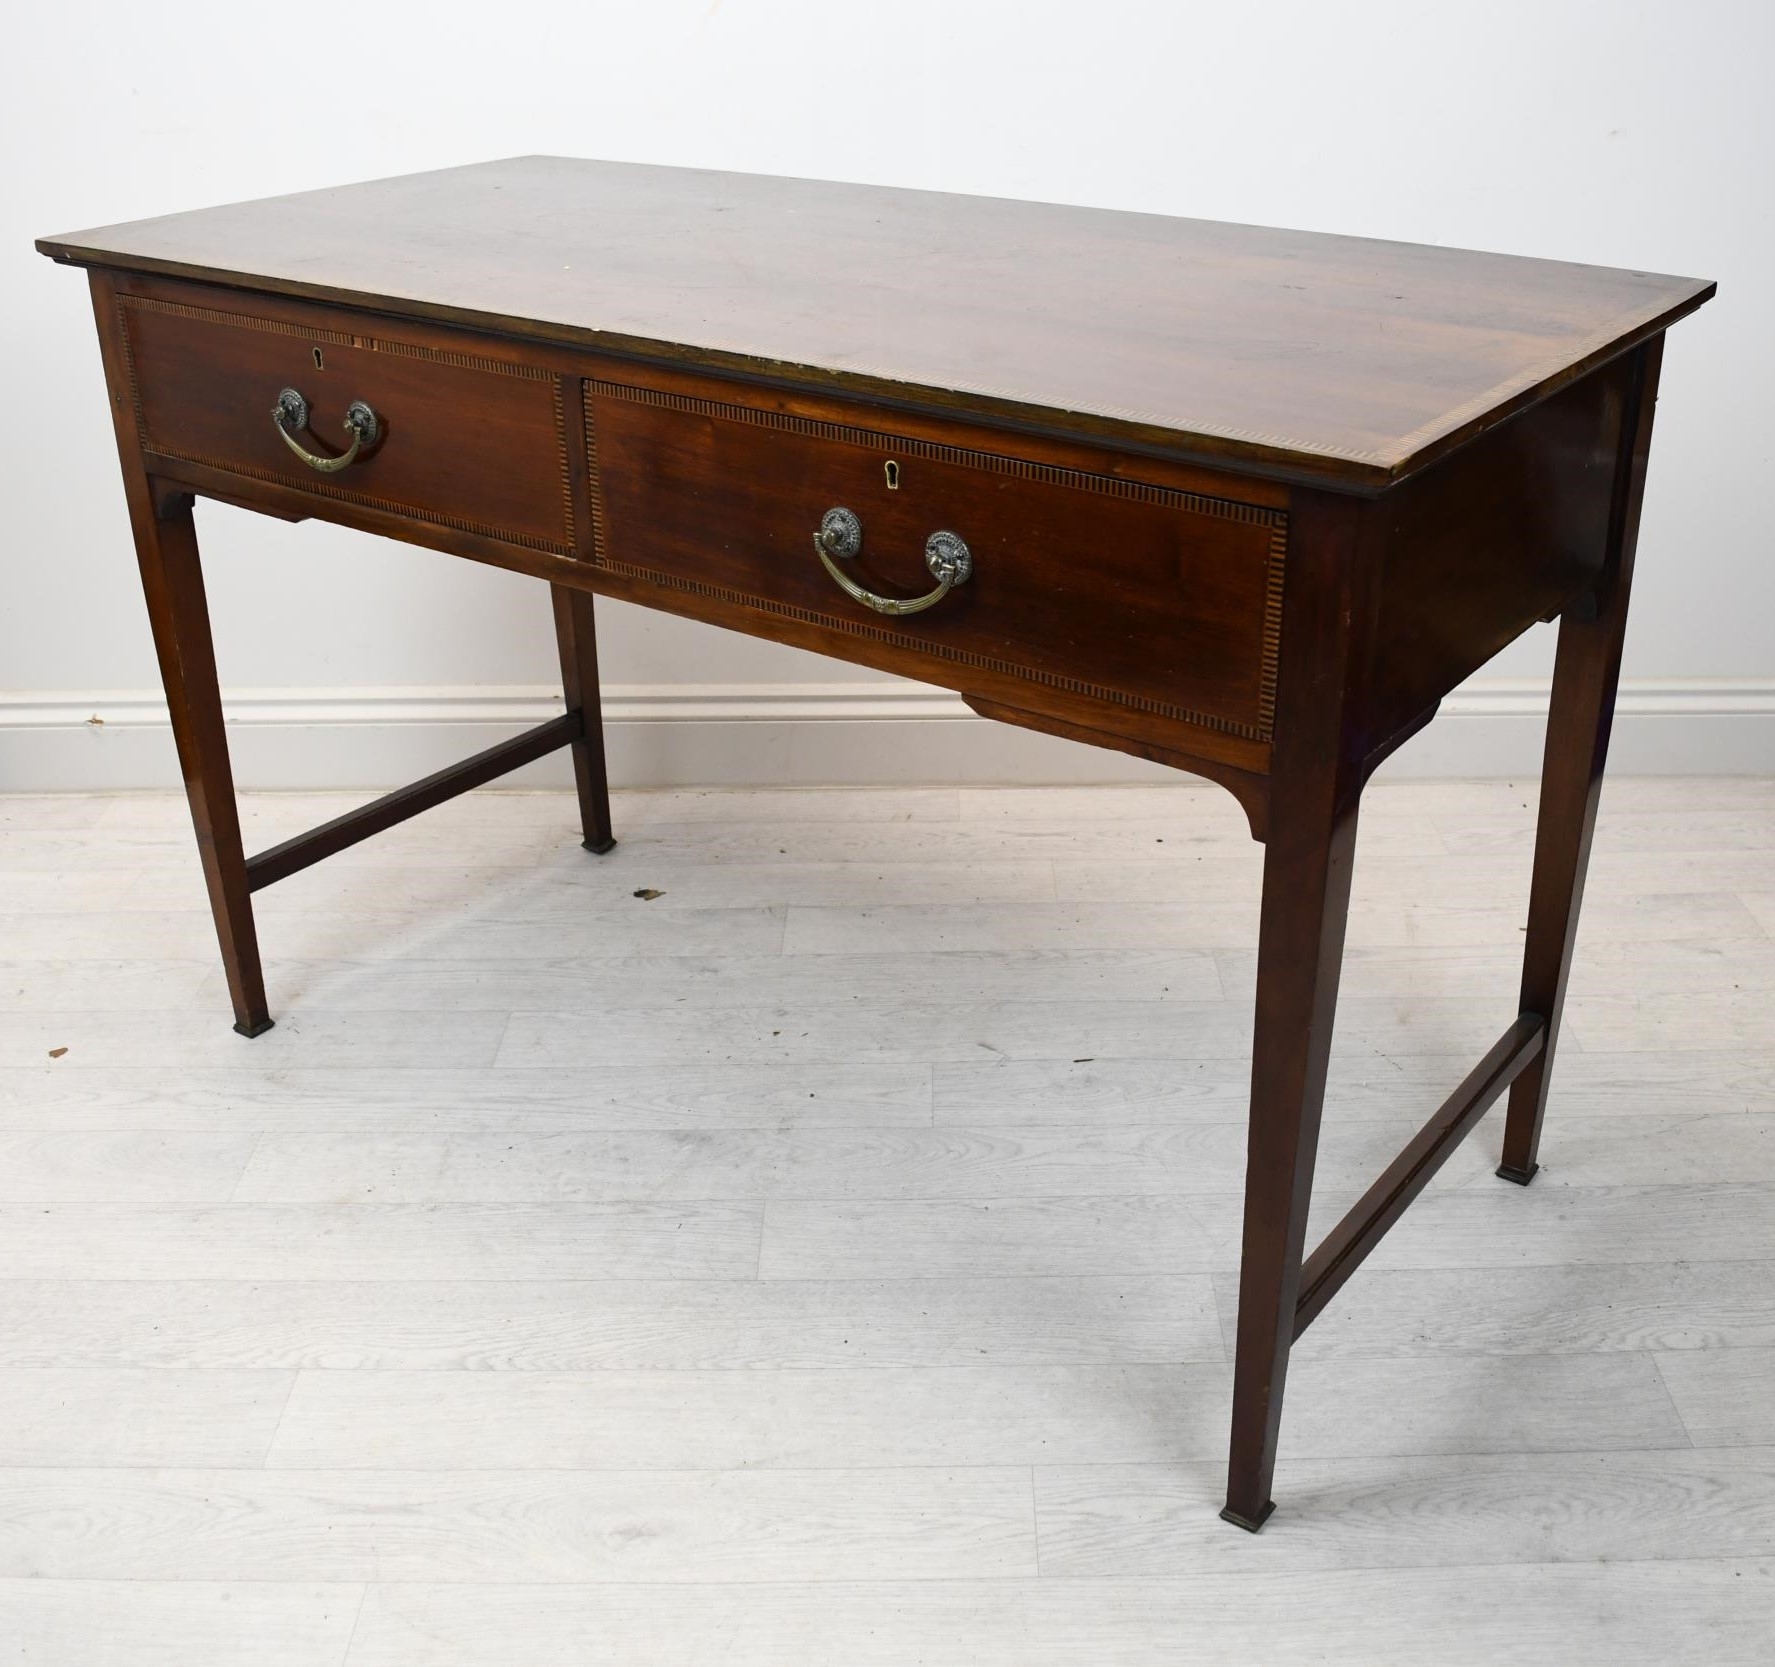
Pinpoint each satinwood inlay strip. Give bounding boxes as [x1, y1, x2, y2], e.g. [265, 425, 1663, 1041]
[116, 295, 575, 556]
[583, 378, 1288, 743]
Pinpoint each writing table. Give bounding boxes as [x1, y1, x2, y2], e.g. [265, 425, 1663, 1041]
[37, 158, 1714, 1529]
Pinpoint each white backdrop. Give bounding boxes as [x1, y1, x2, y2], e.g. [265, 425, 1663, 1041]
[3, 0, 1768, 788]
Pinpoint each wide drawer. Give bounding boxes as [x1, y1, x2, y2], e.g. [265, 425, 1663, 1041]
[115, 288, 576, 555]
[584, 377, 1288, 748]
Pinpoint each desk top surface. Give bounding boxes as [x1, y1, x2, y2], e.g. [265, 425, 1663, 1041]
[40, 156, 1712, 489]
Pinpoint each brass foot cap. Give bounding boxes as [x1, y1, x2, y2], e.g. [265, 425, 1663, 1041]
[1218, 1500, 1276, 1534]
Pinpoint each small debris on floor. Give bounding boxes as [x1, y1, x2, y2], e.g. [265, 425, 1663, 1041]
[632, 888, 665, 901]
[48, 1047, 68, 1058]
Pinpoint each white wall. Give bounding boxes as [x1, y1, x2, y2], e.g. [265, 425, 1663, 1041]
[3, 0, 1769, 788]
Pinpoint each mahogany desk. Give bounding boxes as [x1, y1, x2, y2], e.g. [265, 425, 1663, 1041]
[37, 159, 1714, 1531]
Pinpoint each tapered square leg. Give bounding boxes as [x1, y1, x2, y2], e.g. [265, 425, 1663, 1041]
[1499, 338, 1663, 1185]
[551, 584, 616, 854]
[134, 488, 272, 1037]
[88, 271, 271, 1036]
[1221, 488, 1378, 1531]
[1223, 791, 1360, 1530]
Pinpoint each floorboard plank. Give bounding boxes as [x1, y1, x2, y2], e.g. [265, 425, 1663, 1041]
[341, 1565, 1775, 1666]
[0, 1467, 1037, 1582]
[262, 1354, 1686, 1471]
[0, 1011, 508, 1069]
[230, 1120, 1478, 1204]
[1035, 1449, 1775, 1573]
[494, 996, 1511, 1068]
[0, 1203, 764, 1281]
[0, 1064, 932, 1133]
[1654, 1347, 1775, 1446]
[0, 1368, 294, 1466]
[0, 1275, 1223, 1370]
[0, 1579, 362, 1667]
[0, 1132, 259, 1202]
[215, 947, 1222, 1017]
[3, 782, 1772, 1662]
[934, 1052, 1775, 1127]
[1219, 1261, 1775, 1355]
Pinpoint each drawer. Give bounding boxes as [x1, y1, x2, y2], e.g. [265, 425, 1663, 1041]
[584, 378, 1288, 747]
[115, 289, 576, 555]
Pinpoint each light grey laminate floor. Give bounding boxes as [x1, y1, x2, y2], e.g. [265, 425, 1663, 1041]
[1, 777, 1772, 1664]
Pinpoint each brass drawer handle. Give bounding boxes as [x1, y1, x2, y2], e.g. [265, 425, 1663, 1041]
[271, 387, 380, 473]
[814, 507, 972, 617]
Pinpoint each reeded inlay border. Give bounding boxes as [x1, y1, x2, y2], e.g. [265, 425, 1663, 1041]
[117, 294, 576, 557]
[584, 378, 1288, 744]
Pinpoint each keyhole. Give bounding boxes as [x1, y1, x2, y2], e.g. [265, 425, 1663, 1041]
[884, 459, 900, 490]
[312, 347, 324, 370]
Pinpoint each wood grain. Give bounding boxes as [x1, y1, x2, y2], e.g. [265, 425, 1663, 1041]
[0, 1131, 258, 1201]
[0, 1203, 763, 1281]
[0, 1062, 931, 1133]
[0, 1466, 1037, 1582]
[261, 1354, 1686, 1471]
[0, 1276, 1222, 1371]
[492, 997, 1512, 1068]
[118, 291, 575, 555]
[209, 946, 1222, 1016]
[0, 1369, 293, 1466]
[1192, 1181, 1775, 1270]
[1653, 1348, 1775, 1446]
[933, 1051, 1775, 1127]
[0, 1009, 508, 1069]
[1035, 1449, 1775, 1573]
[759, 1196, 1230, 1280]
[1221, 1261, 1775, 1356]
[13, 139, 1736, 1628]
[36, 157, 1713, 487]
[0, 1580, 361, 1667]
[3, 780, 1771, 1659]
[227, 1121, 1453, 1204]
[341, 1567, 1773, 1666]
[587, 373, 1286, 745]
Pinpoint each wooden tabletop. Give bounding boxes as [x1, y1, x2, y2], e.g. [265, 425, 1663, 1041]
[39, 156, 1713, 488]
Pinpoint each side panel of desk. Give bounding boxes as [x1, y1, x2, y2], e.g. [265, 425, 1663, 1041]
[1360, 353, 1639, 764]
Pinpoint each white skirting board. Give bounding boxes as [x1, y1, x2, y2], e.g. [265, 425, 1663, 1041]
[2, 679, 1771, 791]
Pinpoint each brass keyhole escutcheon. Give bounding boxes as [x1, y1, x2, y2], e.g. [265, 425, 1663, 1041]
[884, 458, 900, 490]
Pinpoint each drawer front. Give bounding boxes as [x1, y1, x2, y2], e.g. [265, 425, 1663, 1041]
[116, 291, 575, 554]
[585, 379, 1287, 746]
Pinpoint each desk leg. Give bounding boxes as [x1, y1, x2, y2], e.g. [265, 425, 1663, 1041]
[551, 585, 616, 854]
[134, 486, 272, 1037]
[1220, 485, 1375, 1531]
[1498, 338, 1662, 1184]
[1221, 787, 1359, 1531]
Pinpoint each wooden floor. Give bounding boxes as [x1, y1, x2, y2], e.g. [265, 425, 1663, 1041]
[1, 777, 1772, 1664]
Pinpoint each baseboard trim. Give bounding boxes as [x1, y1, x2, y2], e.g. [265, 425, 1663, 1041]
[1, 682, 976, 732]
[2, 678, 1770, 789]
